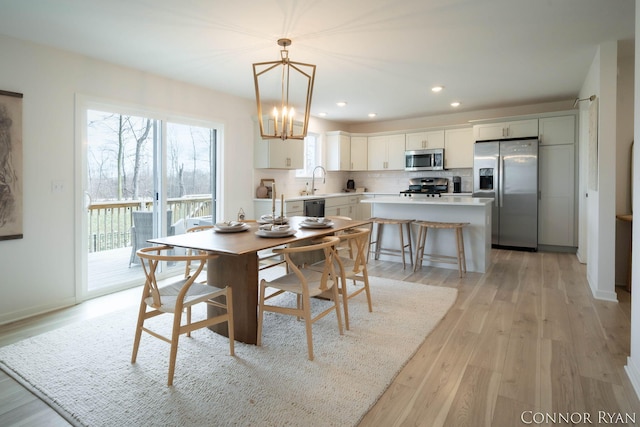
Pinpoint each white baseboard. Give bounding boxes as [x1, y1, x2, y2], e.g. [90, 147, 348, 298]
[0, 297, 77, 326]
[625, 356, 640, 401]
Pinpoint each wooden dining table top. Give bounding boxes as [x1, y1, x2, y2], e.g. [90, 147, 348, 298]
[148, 216, 371, 255]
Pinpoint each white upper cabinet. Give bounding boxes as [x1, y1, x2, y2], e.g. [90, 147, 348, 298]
[444, 127, 474, 169]
[350, 136, 368, 171]
[254, 117, 304, 169]
[368, 134, 405, 171]
[405, 130, 445, 150]
[326, 131, 351, 171]
[473, 119, 538, 140]
[539, 115, 575, 145]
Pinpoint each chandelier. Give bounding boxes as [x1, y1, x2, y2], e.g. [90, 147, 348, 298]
[253, 38, 316, 140]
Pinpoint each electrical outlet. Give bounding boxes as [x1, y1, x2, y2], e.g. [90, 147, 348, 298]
[51, 180, 65, 193]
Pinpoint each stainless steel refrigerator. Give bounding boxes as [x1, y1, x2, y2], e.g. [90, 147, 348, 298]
[472, 137, 538, 249]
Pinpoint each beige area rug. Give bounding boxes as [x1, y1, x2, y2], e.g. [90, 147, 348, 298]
[0, 277, 457, 427]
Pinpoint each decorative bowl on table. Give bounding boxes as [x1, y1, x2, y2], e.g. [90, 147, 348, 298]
[299, 217, 334, 229]
[213, 221, 250, 233]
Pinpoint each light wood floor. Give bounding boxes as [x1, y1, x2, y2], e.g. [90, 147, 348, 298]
[1, 249, 638, 426]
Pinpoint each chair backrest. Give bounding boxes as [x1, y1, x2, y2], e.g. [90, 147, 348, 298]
[275, 236, 340, 292]
[137, 245, 218, 309]
[336, 227, 371, 274]
[184, 225, 214, 278]
[133, 210, 174, 236]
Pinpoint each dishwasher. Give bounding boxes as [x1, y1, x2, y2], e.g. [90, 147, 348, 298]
[303, 198, 325, 217]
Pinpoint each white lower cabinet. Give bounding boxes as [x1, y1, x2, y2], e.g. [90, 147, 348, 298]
[325, 195, 360, 219]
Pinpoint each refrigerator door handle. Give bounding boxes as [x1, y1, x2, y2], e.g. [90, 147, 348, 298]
[499, 156, 505, 208]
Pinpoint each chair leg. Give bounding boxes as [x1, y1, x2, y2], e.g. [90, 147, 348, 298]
[362, 268, 373, 312]
[414, 226, 427, 272]
[226, 287, 235, 356]
[332, 279, 344, 336]
[339, 271, 350, 331]
[406, 223, 414, 267]
[131, 300, 148, 363]
[302, 294, 314, 361]
[398, 223, 405, 269]
[186, 306, 192, 338]
[374, 223, 383, 261]
[167, 315, 182, 386]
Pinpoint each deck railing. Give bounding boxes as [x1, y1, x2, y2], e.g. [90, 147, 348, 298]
[87, 195, 212, 253]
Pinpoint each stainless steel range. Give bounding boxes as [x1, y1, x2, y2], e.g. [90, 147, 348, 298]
[400, 177, 448, 197]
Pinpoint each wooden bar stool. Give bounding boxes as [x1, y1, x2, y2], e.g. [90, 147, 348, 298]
[413, 221, 469, 277]
[368, 217, 414, 269]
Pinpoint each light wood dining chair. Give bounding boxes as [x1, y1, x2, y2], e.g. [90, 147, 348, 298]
[308, 227, 373, 330]
[257, 236, 343, 361]
[329, 227, 373, 330]
[131, 245, 234, 386]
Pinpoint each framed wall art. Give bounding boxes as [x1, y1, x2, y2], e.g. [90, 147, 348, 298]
[0, 90, 23, 241]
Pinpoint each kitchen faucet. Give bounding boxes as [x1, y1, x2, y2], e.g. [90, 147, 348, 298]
[311, 166, 326, 195]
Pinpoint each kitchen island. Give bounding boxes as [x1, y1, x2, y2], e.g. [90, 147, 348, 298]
[361, 196, 493, 273]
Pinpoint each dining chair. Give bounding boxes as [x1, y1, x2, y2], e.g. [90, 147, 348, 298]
[129, 210, 175, 267]
[184, 225, 214, 280]
[331, 227, 373, 330]
[308, 227, 373, 330]
[257, 236, 343, 361]
[131, 245, 234, 386]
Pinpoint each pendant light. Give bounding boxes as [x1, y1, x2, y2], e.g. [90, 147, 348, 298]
[253, 38, 316, 140]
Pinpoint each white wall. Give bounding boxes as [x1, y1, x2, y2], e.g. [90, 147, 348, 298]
[616, 51, 635, 286]
[0, 34, 257, 323]
[579, 42, 619, 302]
[626, 0, 640, 399]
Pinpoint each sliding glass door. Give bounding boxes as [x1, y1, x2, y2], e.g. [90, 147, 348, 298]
[77, 99, 218, 299]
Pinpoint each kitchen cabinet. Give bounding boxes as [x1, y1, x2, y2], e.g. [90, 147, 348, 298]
[444, 127, 474, 169]
[326, 131, 350, 171]
[325, 195, 361, 219]
[538, 144, 575, 247]
[473, 119, 538, 141]
[368, 134, 405, 171]
[405, 130, 445, 150]
[539, 115, 575, 145]
[254, 199, 303, 218]
[350, 136, 368, 170]
[254, 117, 304, 169]
[537, 113, 576, 247]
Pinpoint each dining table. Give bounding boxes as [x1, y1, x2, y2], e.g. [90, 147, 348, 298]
[148, 216, 371, 344]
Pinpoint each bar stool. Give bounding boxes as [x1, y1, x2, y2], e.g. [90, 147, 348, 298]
[413, 221, 469, 277]
[368, 217, 414, 269]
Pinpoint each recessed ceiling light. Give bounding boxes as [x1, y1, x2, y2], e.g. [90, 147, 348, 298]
[450, 101, 461, 107]
[431, 86, 444, 93]
[336, 101, 347, 107]
[368, 113, 377, 118]
[318, 112, 327, 117]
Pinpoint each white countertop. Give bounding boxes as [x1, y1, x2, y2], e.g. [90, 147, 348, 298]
[361, 196, 494, 206]
[255, 192, 474, 203]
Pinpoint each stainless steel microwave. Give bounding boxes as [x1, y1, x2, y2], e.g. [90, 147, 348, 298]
[404, 148, 444, 171]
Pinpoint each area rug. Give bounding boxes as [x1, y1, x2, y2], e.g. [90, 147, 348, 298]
[0, 277, 457, 427]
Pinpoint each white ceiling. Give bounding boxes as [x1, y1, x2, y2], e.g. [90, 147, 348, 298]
[0, 0, 634, 124]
